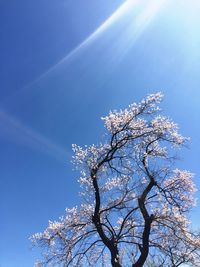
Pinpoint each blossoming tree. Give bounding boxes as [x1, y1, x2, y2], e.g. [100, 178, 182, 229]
[32, 93, 200, 267]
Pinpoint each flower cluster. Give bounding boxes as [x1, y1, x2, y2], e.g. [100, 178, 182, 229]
[32, 93, 199, 267]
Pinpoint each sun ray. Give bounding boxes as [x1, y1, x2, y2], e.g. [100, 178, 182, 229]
[1, 0, 139, 105]
[1, 0, 167, 105]
[113, 0, 167, 61]
[32, 0, 139, 82]
[33, 0, 167, 81]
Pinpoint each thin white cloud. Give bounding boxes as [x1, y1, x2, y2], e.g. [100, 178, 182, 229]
[0, 110, 70, 162]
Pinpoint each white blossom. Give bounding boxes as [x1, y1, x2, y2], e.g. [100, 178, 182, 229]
[32, 93, 200, 267]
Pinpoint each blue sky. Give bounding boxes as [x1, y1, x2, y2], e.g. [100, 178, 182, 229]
[0, 0, 200, 266]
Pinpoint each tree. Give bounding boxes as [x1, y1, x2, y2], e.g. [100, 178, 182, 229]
[32, 93, 200, 267]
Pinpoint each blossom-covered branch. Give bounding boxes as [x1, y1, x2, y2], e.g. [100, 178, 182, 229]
[32, 93, 200, 267]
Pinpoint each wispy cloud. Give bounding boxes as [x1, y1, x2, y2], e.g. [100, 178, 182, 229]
[0, 110, 70, 162]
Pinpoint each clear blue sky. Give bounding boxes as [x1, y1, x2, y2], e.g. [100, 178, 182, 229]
[0, 0, 200, 266]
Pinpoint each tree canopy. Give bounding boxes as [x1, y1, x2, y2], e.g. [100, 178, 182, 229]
[32, 93, 200, 267]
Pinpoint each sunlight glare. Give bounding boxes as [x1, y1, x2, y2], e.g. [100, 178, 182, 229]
[3, 0, 167, 103]
[30, 0, 167, 82]
[34, 0, 139, 82]
[109, 0, 167, 62]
